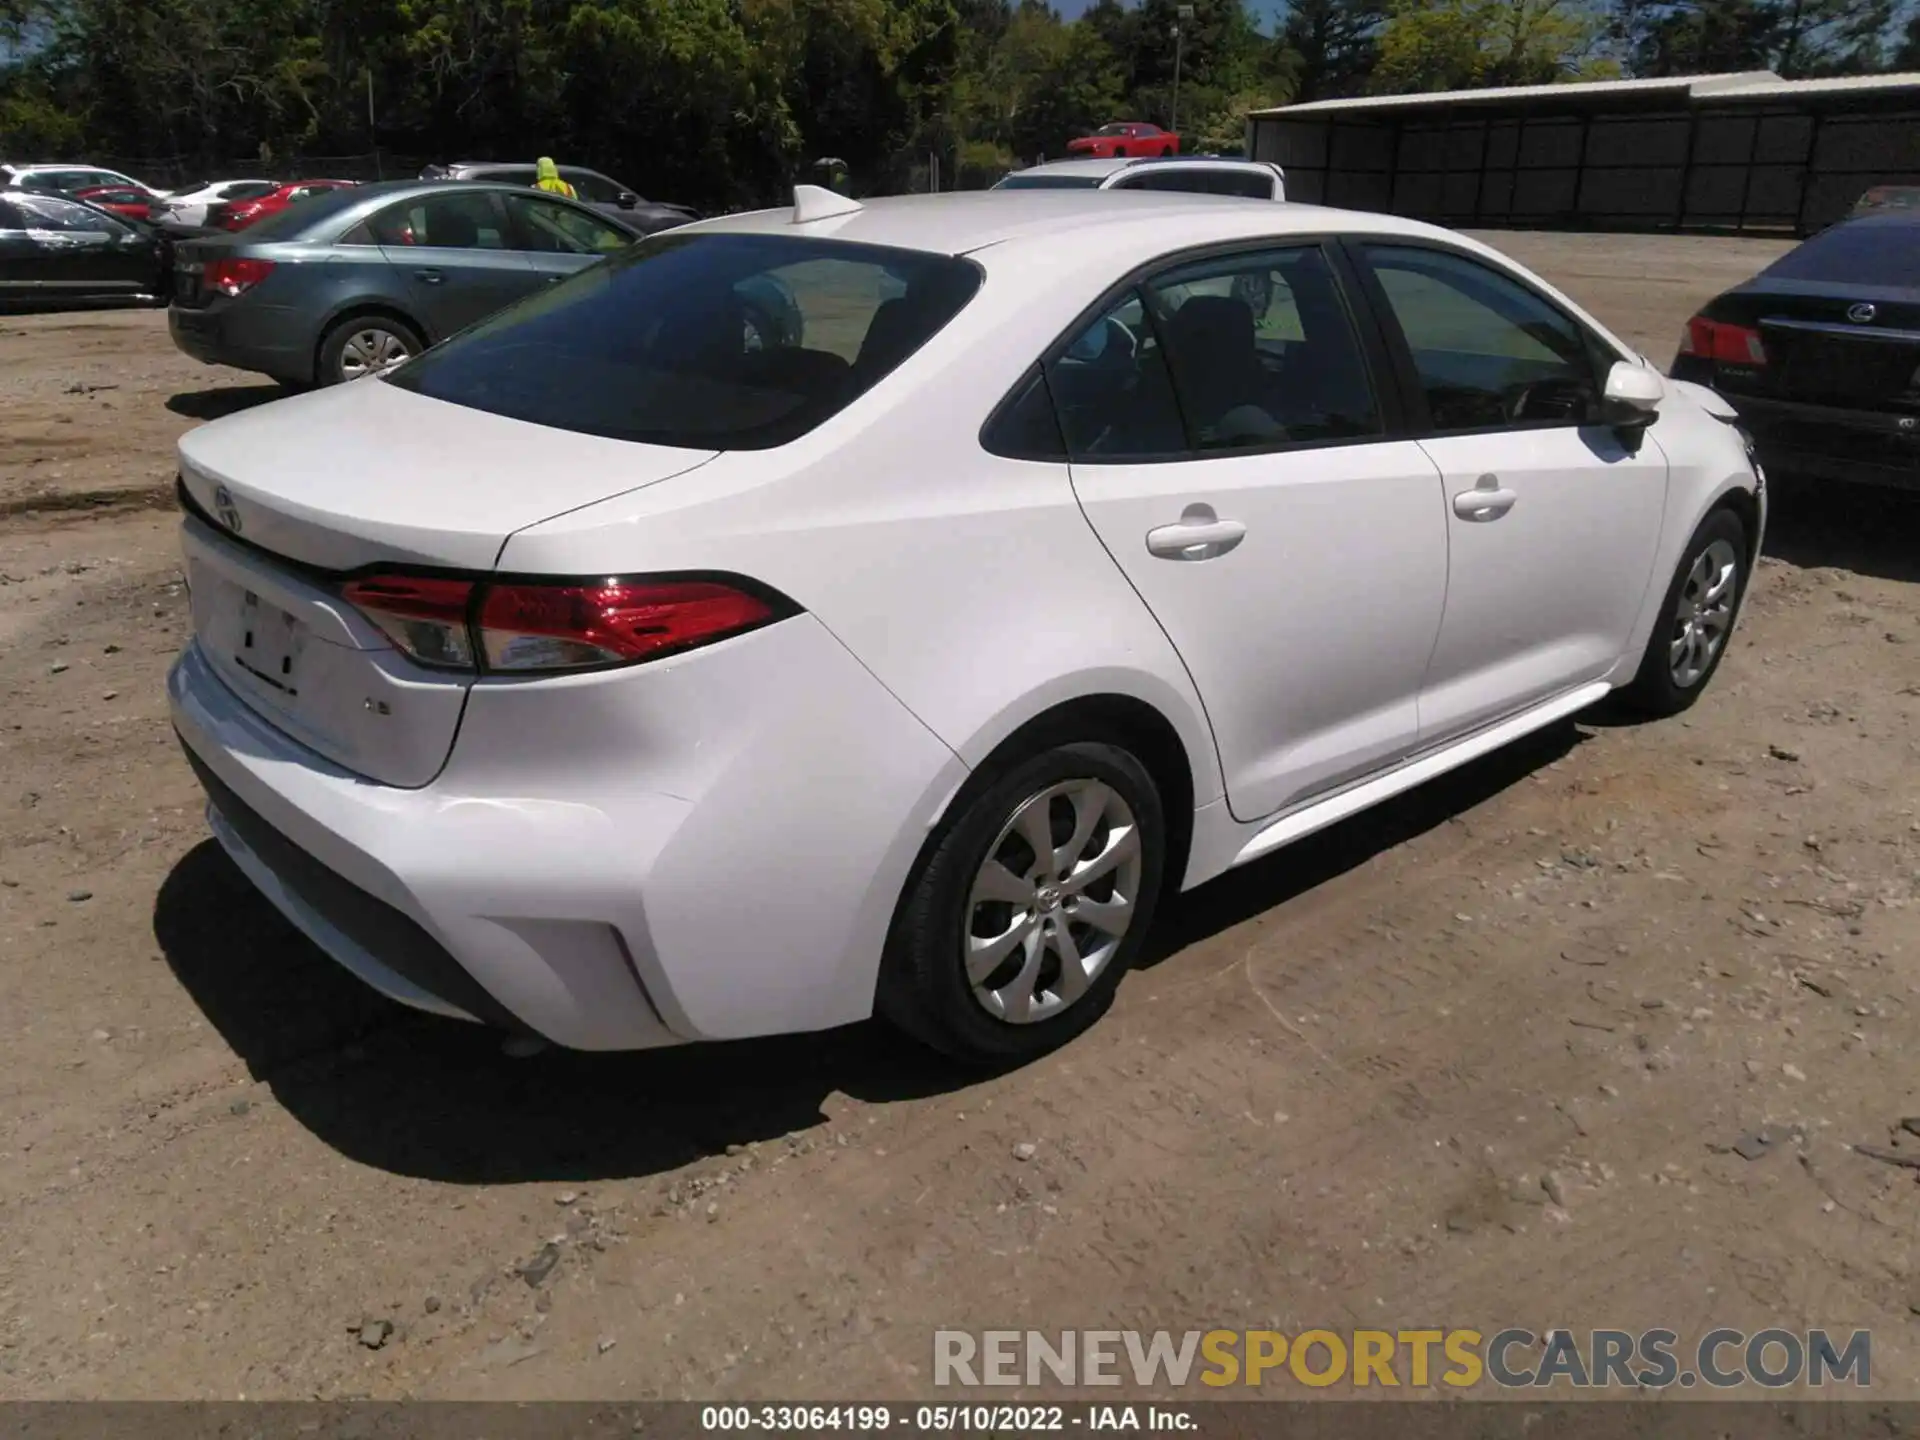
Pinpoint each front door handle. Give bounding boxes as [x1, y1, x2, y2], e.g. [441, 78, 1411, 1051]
[1146, 511, 1247, 561]
[413, 268, 446, 284]
[1452, 474, 1517, 522]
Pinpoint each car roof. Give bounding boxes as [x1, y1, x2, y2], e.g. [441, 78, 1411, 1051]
[1009, 156, 1275, 180]
[681, 188, 1449, 261]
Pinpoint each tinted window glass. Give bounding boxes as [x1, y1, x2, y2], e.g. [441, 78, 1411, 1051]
[240, 185, 377, 241]
[1113, 170, 1208, 193]
[1761, 217, 1920, 288]
[504, 193, 630, 255]
[0, 197, 19, 228]
[368, 192, 507, 249]
[14, 193, 125, 234]
[222, 181, 280, 201]
[1146, 246, 1378, 451]
[1209, 170, 1275, 199]
[25, 170, 118, 192]
[983, 368, 1067, 460]
[993, 174, 1104, 190]
[385, 233, 981, 450]
[566, 171, 624, 204]
[1363, 244, 1603, 432]
[1045, 289, 1186, 459]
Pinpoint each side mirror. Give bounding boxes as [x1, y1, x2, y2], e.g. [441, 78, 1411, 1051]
[1602, 360, 1663, 429]
[617, 191, 638, 208]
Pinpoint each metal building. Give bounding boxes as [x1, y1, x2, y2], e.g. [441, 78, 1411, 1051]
[1248, 71, 1920, 235]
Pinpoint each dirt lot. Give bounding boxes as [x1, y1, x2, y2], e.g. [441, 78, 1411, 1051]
[3, 232, 1920, 1402]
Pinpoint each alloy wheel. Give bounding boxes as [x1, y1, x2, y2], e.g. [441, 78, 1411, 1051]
[964, 779, 1143, 1024]
[1668, 536, 1739, 688]
[339, 327, 412, 380]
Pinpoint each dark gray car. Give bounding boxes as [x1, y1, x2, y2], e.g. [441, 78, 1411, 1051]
[168, 179, 652, 387]
[422, 161, 699, 235]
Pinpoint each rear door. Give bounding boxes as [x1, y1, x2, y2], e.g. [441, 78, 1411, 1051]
[368, 190, 535, 338]
[500, 192, 634, 286]
[0, 197, 33, 296]
[1062, 242, 1449, 821]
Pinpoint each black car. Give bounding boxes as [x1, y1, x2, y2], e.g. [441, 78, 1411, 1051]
[0, 189, 176, 305]
[1671, 212, 1919, 492]
[421, 161, 698, 235]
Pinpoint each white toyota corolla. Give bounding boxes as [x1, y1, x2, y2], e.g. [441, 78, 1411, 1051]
[168, 186, 1763, 1065]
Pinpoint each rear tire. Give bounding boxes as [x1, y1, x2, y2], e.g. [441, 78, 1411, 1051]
[1619, 506, 1749, 717]
[879, 741, 1166, 1068]
[317, 315, 423, 386]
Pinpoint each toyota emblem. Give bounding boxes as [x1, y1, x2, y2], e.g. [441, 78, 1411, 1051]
[1847, 302, 1878, 324]
[212, 484, 242, 534]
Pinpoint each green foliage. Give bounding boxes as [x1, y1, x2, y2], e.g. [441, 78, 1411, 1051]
[0, 0, 1900, 206]
[1373, 0, 1613, 91]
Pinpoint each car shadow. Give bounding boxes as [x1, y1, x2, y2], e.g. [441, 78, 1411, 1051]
[153, 721, 1586, 1186]
[1761, 475, 1920, 585]
[166, 383, 298, 421]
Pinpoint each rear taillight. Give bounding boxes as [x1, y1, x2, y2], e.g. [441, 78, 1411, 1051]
[340, 575, 477, 668]
[340, 574, 784, 674]
[205, 256, 275, 297]
[1680, 315, 1766, 366]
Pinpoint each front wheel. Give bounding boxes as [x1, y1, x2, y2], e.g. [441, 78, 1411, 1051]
[1619, 506, 1749, 716]
[880, 741, 1166, 1067]
[318, 315, 423, 386]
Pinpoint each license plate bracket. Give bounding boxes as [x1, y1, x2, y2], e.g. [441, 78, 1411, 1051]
[234, 589, 304, 695]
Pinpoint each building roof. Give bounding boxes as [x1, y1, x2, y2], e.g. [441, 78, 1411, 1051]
[1250, 70, 1920, 119]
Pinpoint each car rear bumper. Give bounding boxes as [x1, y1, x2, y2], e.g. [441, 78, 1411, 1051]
[168, 616, 967, 1050]
[1728, 393, 1920, 492]
[169, 302, 316, 383]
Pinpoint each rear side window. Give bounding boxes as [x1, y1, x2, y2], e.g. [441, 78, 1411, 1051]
[223, 181, 279, 201]
[385, 232, 982, 450]
[1761, 218, 1920, 288]
[1044, 290, 1187, 459]
[368, 192, 507, 249]
[993, 174, 1103, 190]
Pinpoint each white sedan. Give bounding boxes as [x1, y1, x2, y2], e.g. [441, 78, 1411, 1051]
[167, 186, 1763, 1065]
[152, 178, 279, 227]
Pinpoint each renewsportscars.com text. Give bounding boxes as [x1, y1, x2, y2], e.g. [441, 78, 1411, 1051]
[933, 1328, 1871, 1390]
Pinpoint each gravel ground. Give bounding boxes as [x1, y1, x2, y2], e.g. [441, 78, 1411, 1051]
[2, 233, 1919, 1401]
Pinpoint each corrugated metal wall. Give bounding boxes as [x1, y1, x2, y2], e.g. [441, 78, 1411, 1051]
[1251, 98, 1920, 234]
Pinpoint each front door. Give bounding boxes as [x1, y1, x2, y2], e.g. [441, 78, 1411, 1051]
[500, 192, 634, 289]
[1351, 242, 1670, 744]
[10, 192, 151, 296]
[368, 190, 535, 339]
[1062, 243, 1449, 822]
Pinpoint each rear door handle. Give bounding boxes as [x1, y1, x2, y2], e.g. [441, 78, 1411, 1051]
[1452, 474, 1517, 522]
[1146, 516, 1247, 561]
[413, 268, 446, 284]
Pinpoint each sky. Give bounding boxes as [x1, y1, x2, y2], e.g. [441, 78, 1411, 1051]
[1054, 0, 1291, 26]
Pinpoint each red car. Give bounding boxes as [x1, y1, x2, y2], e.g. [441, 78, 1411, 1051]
[213, 180, 359, 231]
[1066, 122, 1181, 159]
[72, 185, 160, 222]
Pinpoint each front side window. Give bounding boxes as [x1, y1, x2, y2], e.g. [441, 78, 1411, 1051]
[1146, 245, 1381, 451]
[367, 192, 508, 250]
[1361, 244, 1606, 432]
[567, 171, 624, 204]
[13, 193, 126, 236]
[220, 181, 279, 202]
[503, 193, 629, 255]
[385, 232, 981, 450]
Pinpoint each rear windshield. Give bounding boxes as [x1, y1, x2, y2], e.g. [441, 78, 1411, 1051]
[993, 173, 1104, 190]
[384, 231, 983, 450]
[238, 185, 372, 240]
[1762, 217, 1920, 288]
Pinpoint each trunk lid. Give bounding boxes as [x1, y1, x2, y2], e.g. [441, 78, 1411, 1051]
[178, 380, 718, 787]
[1706, 279, 1920, 416]
[177, 378, 719, 572]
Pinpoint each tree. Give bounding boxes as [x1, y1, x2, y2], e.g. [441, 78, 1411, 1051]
[1372, 0, 1613, 91]
[1281, 0, 1386, 102]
